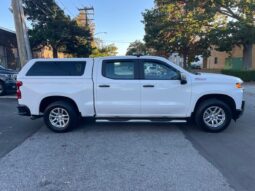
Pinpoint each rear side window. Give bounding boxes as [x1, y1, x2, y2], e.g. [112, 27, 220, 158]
[102, 60, 136, 79]
[26, 61, 86, 76]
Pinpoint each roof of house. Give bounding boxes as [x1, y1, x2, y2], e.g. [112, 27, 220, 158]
[0, 27, 16, 34]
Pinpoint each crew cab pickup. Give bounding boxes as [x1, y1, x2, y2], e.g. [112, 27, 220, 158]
[17, 56, 245, 133]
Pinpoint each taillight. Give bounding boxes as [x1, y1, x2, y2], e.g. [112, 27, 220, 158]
[16, 81, 23, 99]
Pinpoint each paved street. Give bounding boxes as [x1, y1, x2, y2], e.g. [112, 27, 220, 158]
[182, 84, 255, 191]
[0, 98, 42, 158]
[0, 85, 254, 191]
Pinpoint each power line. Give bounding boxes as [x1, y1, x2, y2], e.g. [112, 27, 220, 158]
[30, 0, 72, 21]
[55, 0, 74, 17]
[30, 0, 53, 17]
[30, 0, 49, 16]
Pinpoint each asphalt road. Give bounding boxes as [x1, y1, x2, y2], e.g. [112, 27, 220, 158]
[182, 85, 255, 191]
[0, 86, 254, 191]
[0, 98, 42, 158]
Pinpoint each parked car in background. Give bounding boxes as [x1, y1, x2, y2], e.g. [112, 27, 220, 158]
[17, 56, 244, 133]
[191, 62, 202, 69]
[0, 65, 17, 96]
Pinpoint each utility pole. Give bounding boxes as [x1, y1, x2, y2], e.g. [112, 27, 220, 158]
[12, 0, 32, 68]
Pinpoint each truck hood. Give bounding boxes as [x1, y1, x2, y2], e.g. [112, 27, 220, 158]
[192, 73, 243, 83]
[0, 69, 18, 75]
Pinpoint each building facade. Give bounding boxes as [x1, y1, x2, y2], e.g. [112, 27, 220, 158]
[33, 46, 67, 59]
[205, 45, 255, 70]
[0, 27, 69, 70]
[0, 27, 20, 70]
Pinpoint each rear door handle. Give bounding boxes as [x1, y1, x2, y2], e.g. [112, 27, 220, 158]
[143, 85, 154, 88]
[99, 85, 110, 88]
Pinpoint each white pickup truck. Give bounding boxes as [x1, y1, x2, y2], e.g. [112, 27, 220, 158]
[17, 56, 245, 133]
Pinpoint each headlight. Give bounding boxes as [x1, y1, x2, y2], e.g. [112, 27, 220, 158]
[236, 83, 242, 89]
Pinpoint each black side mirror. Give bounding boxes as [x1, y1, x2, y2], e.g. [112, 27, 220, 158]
[180, 73, 187, 85]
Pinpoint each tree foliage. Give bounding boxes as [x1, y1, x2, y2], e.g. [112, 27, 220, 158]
[143, 0, 216, 68]
[90, 39, 118, 57]
[24, 0, 92, 58]
[126, 40, 150, 55]
[171, 0, 255, 69]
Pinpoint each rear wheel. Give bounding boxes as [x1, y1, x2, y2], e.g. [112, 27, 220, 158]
[0, 81, 5, 96]
[195, 99, 232, 132]
[44, 101, 78, 133]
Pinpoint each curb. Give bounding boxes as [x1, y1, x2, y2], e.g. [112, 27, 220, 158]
[0, 96, 16, 99]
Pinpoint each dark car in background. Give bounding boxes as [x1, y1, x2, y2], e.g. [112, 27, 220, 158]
[0, 65, 17, 96]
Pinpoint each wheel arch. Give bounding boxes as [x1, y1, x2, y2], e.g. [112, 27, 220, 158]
[39, 96, 80, 115]
[192, 94, 236, 118]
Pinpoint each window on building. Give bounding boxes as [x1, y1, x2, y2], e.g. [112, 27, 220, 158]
[26, 61, 86, 76]
[0, 46, 7, 68]
[214, 57, 218, 64]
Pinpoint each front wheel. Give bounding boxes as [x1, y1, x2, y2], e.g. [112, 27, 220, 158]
[44, 101, 78, 133]
[195, 99, 232, 133]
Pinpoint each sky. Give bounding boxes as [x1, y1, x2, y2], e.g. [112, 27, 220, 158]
[0, 0, 154, 55]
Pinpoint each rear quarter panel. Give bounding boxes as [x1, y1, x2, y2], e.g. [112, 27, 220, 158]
[17, 59, 94, 117]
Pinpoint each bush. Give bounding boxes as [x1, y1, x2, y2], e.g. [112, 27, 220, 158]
[221, 70, 255, 82]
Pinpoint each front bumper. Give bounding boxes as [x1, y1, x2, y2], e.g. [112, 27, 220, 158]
[233, 101, 245, 120]
[17, 105, 31, 116]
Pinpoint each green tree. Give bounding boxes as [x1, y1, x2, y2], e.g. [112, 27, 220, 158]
[178, 0, 255, 69]
[126, 40, 150, 55]
[143, 1, 215, 68]
[24, 0, 92, 58]
[90, 39, 118, 57]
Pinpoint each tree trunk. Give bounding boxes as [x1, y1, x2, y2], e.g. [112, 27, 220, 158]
[183, 54, 188, 69]
[243, 43, 253, 70]
[52, 47, 58, 58]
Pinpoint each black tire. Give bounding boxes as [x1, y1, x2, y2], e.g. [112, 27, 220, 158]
[195, 99, 232, 133]
[44, 101, 78, 133]
[0, 81, 5, 96]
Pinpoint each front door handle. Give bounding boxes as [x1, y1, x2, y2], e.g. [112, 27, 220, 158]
[143, 85, 154, 88]
[99, 85, 110, 88]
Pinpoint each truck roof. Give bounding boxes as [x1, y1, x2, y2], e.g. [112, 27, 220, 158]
[29, 55, 167, 62]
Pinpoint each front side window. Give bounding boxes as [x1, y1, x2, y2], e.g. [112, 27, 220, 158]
[102, 60, 136, 79]
[143, 61, 180, 80]
[26, 61, 86, 76]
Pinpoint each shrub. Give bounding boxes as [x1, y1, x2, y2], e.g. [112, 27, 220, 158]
[221, 70, 255, 82]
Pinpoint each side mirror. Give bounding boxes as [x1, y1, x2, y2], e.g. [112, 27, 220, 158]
[180, 73, 187, 85]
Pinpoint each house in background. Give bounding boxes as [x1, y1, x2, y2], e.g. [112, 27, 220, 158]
[169, 53, 184, 67]
[0, 27, 20, 70]
[0, 27, 68, 70]
[33, 46, 67, 59]
[169, 53, 203, 69]
[205, 45, 255, 70]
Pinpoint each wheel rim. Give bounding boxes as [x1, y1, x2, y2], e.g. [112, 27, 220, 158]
[49, 108, 70, 129]
[203, 106, 226, 128]
[0, 84, 3, 94]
